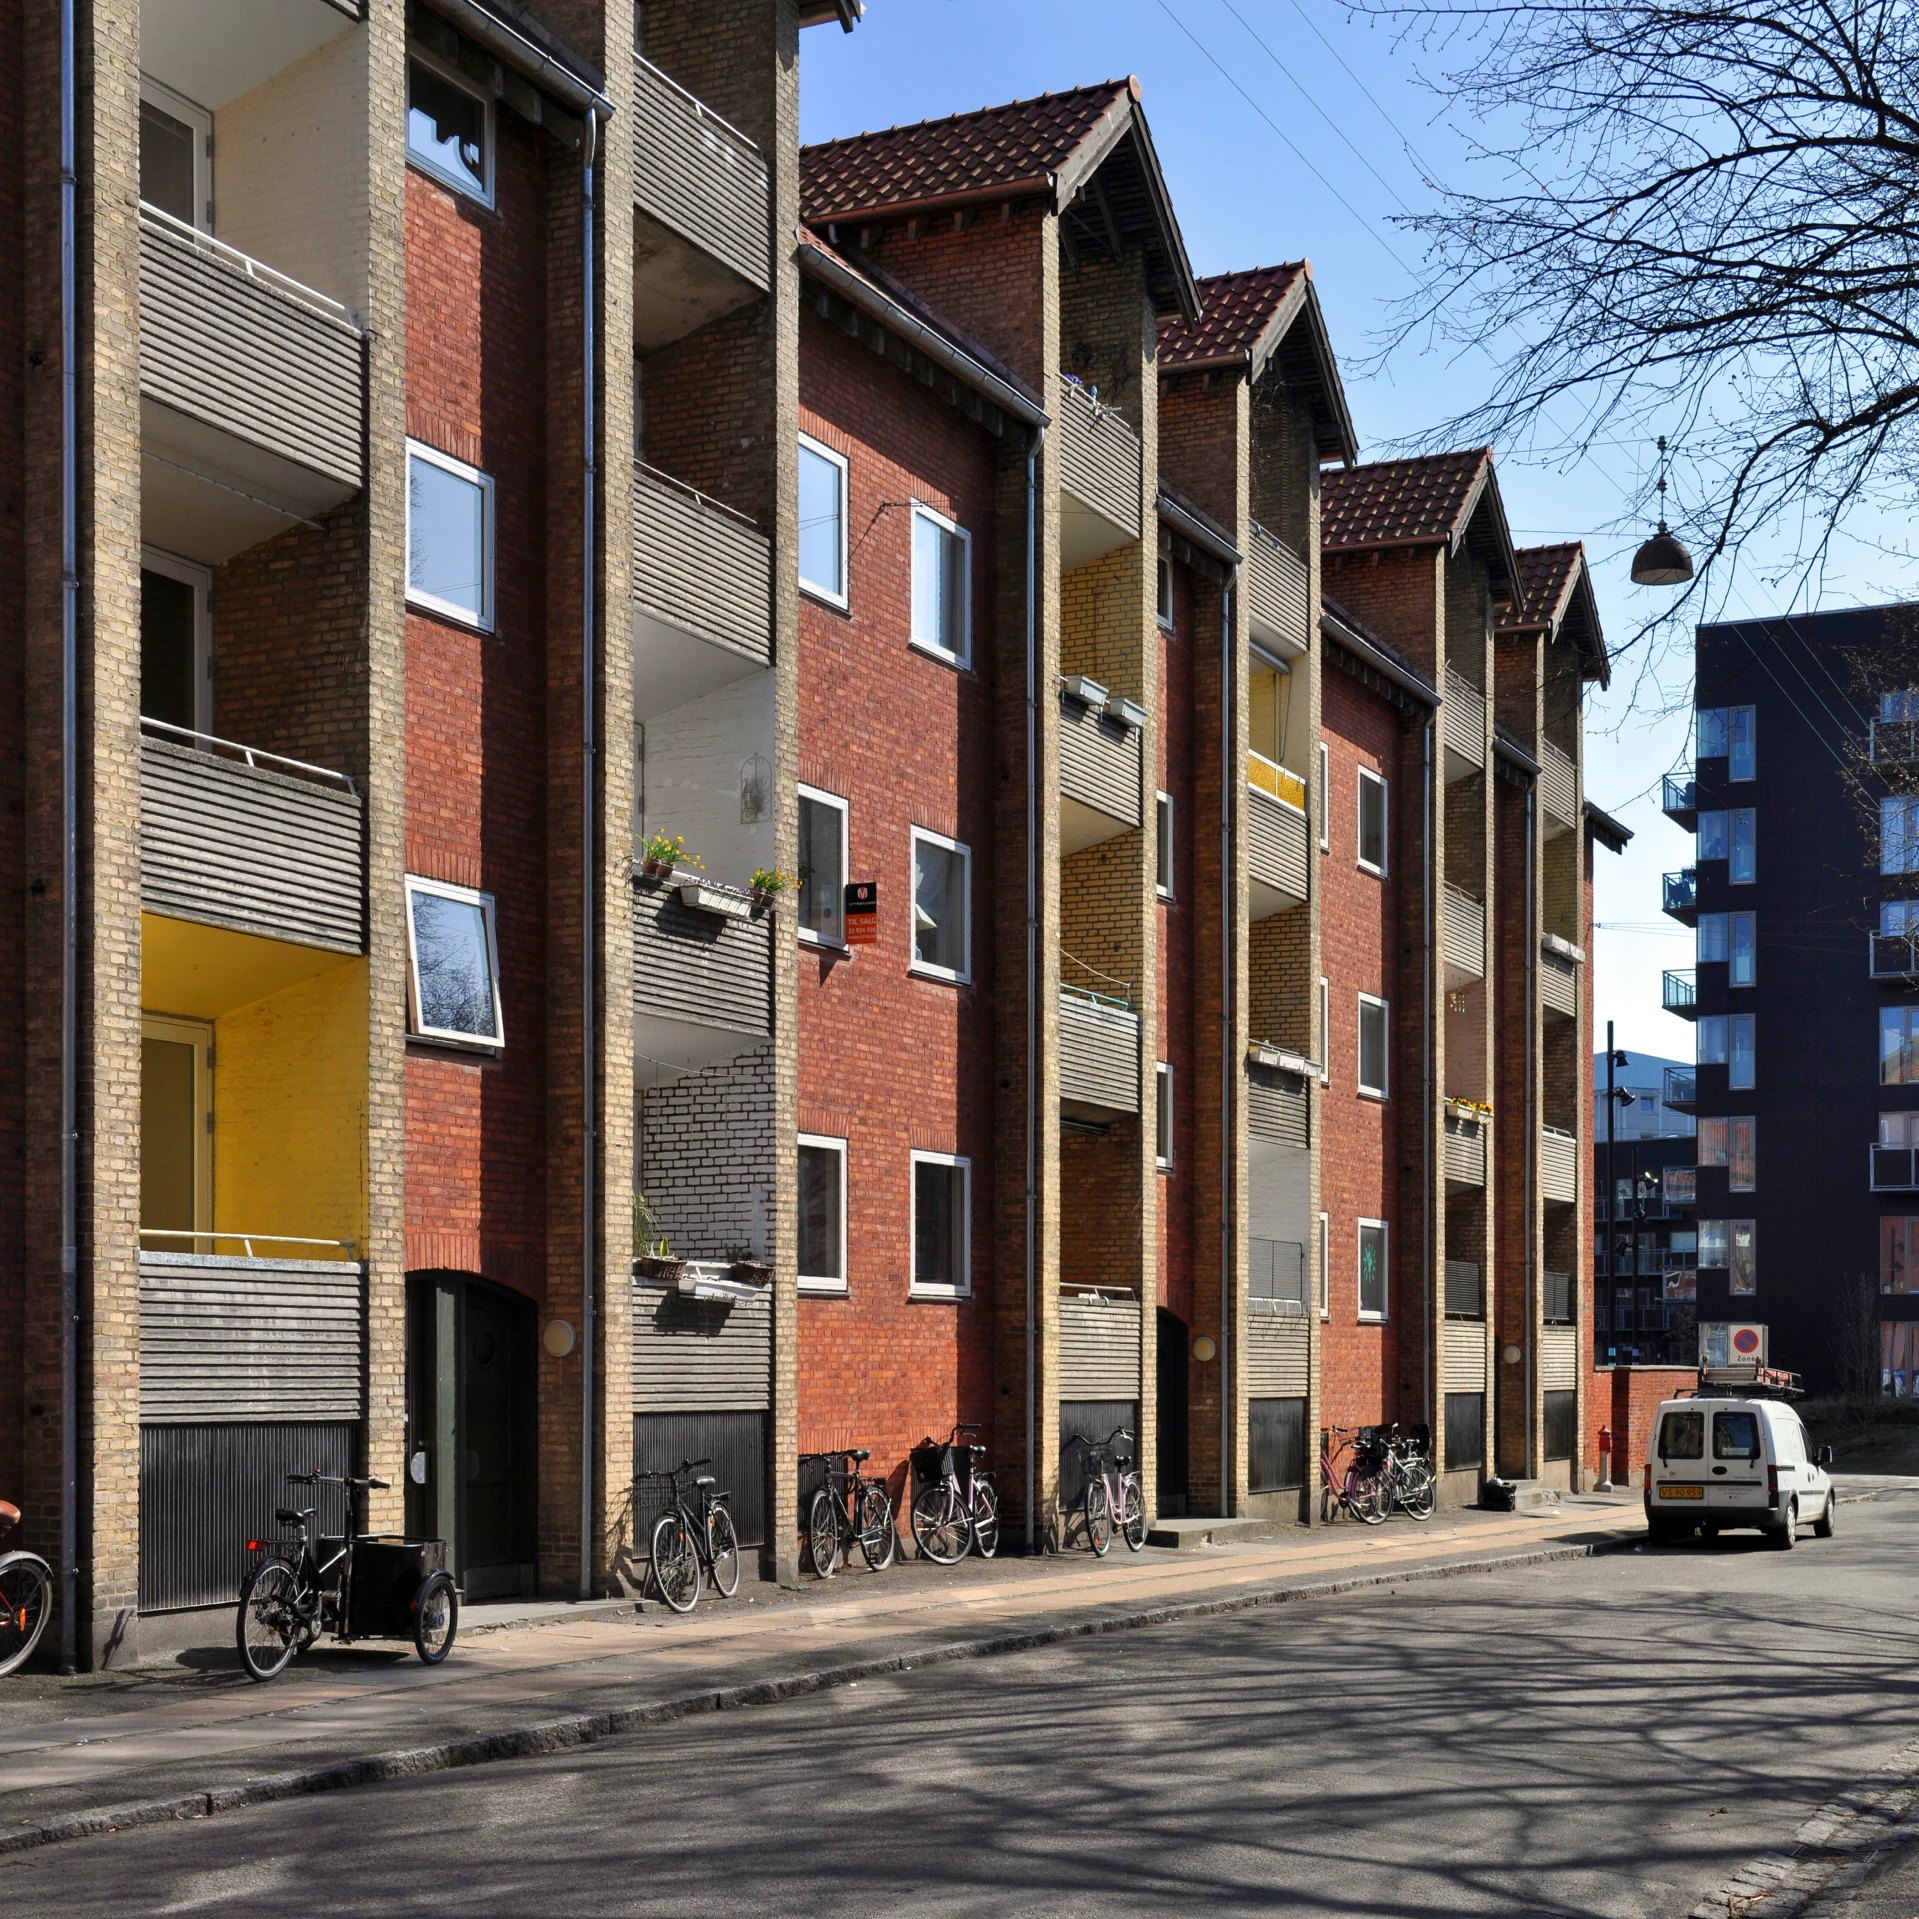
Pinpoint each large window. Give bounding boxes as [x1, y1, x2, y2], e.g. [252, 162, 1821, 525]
[798, 434, 848, 606]
[1700, 1219, 1756, 1295]
[797, 1135, 847, 1294]
[1697, 808, 1757, 882]
[910, 828, 971, 982]
[1882, 1218, 1919, 1294]
[1156, 792, 1174, 899]
[1698, 1013, 1755, 1089]
[1357, 994, 1389, 1098]
[141, 1014, 212, 1241]
[1697, 704, 1756, 780]
[407, 441, 495, 631]
[404, 876, 504, 1049]
[140, 551, 211, 736]
[1357, 767, 1388, 875]
[797, 786, 847, 946]
[1155, 1062, 1174, 1170]
[1698, 1116, 1756, 1191]
[1697, 911, 1756, 985]
[1357, 1219, 1388, 1320]
[1883, 797, 1919, 876]
[910, 1152, 970, 1298]
[911, 503, 970, 666]
[140, 79, 210, 231]
[1883, 1007, 1919, 1085]
[407, 53, 493, 206]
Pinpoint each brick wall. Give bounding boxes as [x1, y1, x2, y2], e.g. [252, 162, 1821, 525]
[641, 1047, 776, 1261]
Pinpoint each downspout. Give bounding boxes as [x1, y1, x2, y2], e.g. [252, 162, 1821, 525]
[1219, 577, 1234, 1517]
[1523, 783, 1536, 1477]
[578, 114, 600, 1601]
[1023, 428, 1040, 1552]
[58, 0, 79, 1674]
[1421, 719, 1434, 1440]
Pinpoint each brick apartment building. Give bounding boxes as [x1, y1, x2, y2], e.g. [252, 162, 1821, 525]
[0, 0, 1616, 1670]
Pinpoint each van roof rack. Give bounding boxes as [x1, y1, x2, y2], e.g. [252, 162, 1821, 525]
[1689, 1363, 1804, 1399]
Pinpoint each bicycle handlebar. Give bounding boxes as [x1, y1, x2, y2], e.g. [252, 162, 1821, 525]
[286, 1473, 389, 1490]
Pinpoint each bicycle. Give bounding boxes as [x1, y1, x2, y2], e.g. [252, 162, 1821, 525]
[803, 1448, 896, 1578]
[1375, 1423, 1436, 1521]
[909, 1425, 1000, 1564]
[1063, 1426, 1145, 1556]
[1319, 1425, 1389, 1525]
[0, 1499, 53, 1678]
[236, 1472, 457, 1682]
[646, 1457, 740, 1614]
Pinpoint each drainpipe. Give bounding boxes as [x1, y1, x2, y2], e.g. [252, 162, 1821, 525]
[578, 116, 599, 1602]
[1422, 720, 1434, 1441]
[1523, 783, 1536, 1477]
[1023, 427, 1040, 1553]
[1219, 577, 1234, 1517]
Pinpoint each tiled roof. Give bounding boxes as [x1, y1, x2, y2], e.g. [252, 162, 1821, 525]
[1500, 542, 1584, 633]
[1158, 264, 1308, 366]
[1320, 451, 1493, 551]
[800, 80, 1136, 219]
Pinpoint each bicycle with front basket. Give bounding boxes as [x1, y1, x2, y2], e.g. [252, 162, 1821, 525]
[1064, 1426, 1146, 1556]
[803, 1447, 896, 1578]
[910, 1425, 999, 1564]
[1319, 1424, 1388, 1525]
[1374, 1423, 1436, 1521]
[647, 1456, 740, 1614]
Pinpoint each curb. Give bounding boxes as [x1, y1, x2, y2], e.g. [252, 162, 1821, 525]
[0, 1530, 1633, 1859]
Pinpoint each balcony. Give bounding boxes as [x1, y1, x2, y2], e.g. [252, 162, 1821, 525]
[1663, 867, 1698, 926]
[632, 465, 772, 720]
[1540, 1125, 1578, 1203]
[1663, 1165, 1698, 1205]
[631, 54, 772, 351]
[1539, 740, 1578, 830]
[1250, 1237, 1309, 1313]
[1662, 1066, 1697, 1114]
[1539, 940, 1578, 1020]
[1245, 523, 1309, 658]
[1057, 382, 1143, 569]
[1247, 756, 1309, 919]
[1871, 718, 1919, 766]
[139, 207, 365, 564]
[632, 866, 775, 1087]
[1059, 983, 1141, 1119]
[1059, 682, 1144, 853]
[1442, 886, 1485, 988]
[1662, 771, 1698, 830]
[141, 724, 364, 953]
[1870, 933, 1919, 981]
[1543, 1269, 1575, 1324]
[1872, 1145, 1919, 1191]
[1662, 969, 1698, 1019]
[1246, 1049, 1310, 1148]
[1443, 1107, 1488, 1191]
[1443, 676, 1487, 781]
[1444, 1258, 1484, 1319]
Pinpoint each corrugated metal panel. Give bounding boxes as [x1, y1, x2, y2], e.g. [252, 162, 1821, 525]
[1059, 1398, 1138, 1512]
[1249, 1396, 1307, 1492]
[1540, 742, 1578, 825]
[1058, 991, 1140, 1114]
[1539, 1325, 1578, 1390]
[139, 218, 364, 489]
[1247, 786, 1309, 900]
[633, 1410, 768, 1550]
[1539, 950, 1578, 1018]
[633, 1278, 771, 1411]
[1246, 1063, 1309, 1147]
[1442, 887, 1485, 980]
[1444, 675, 1487, 765]
[1246, 525, 1309, 652]
[139, 1255, 366, 1422]
[1443, 1116, 1487, 1188]
[141, 738, 365, 953]
[1444, 1318, 1488, 1391]
[1541, 1126, 1578, 1203]
[1245, 1312, 1309, 1395]
[1058, 1292, 1140, 1400]
[139, 1420, 355, 1612]
[631, 56, 771, 292]
[632, 881, 774, 1036]
[632, 468, 772, 664]
[1057, 385, 1142, 538]
[1058, 694, 1142, 828]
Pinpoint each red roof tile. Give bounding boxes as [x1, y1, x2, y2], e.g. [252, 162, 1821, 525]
[1158, 264, 1308, 367]
[1320, 450, 1493, 551]
[801, 80, 1136, 221]
[1500, 542, 1584, 633]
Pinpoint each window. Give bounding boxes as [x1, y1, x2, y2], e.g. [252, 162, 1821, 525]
[1697, 911, 1755, 984]
[1357, 767, 1387, 874]
[910, 503, 970, 666]
[1544, 1268, 1574, 1324]
[140, 80, 210, 231]
[1357, 1219, 1388, 1319]
[404, 876, 504, 1049]
[406, 441, 494, 631]
[1881, 1218, 1919, 1294]
[1730, 808, 1756, 883]
[407, 53, 493, 205]
[1884, 901, 1919, 936]
[1657, 1409, 1705, 1460]
[1317, 743, 1330, 851]
[1155, 1062, 1174, 1169]
[141, 1014, 212, 1241]
[1699, 1219, 1728, 1267]
[1698, 1013, 1755, 1088]
[797, 786, 848, 946]
[910, 1152, 970, 1298]
[1155, 793, 1174, 899]
[1883, 797, 1919, 875]
[1697, 704, 1756, 780]
[1728, 1116, 1755, 1191]
[1357, 994, 1389, 1098]
[1318, 977, 1330, 1082]
[1883, 1007, 1919, 1085]
[910, 829, 970, 981]
[140, 550, 211, 736]
[797, 434, 848, 606]
[1713, 1411, 1762, 1460]
[797, 1135, 847, 1294]
[1883, 1112, 1919, 1147]
[1156, 556, 1174, 629]
[1700, 1219, 1756, 1293]
[1318, 1212, 1330, 1317]
[1697, 810, 1727, 861]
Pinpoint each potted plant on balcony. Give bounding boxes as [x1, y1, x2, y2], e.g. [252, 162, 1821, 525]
[749, 868, 787, 912]
[640, 831, 699, 882]
[726, 1240, 773, 1287]
[633, 1193, 683, 1284]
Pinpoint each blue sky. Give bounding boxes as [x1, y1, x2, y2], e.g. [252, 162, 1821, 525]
[798, 0, 1919, 1059]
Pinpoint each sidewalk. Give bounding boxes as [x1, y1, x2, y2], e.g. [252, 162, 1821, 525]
[1, 1495, 1652, 1852]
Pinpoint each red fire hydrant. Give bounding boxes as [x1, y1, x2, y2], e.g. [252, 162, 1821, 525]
[1597, 1423, 1614, 1492]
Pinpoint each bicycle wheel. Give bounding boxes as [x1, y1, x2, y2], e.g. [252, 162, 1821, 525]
[1350, 1471, 1388, 1525]
[1403, 1459, 1436, 1522]
[708, 1504, 742, 1597]
[236, 1559, 303, 1682]
[651, 1510, 703, 1613]
[969, 1479, 1000, 1560]
[910, 1483, 969, 1565]
[806, 1489, 844, 1579]
[0, 1556, 53, 1678]
[413, 1571, 458, 1664]
[857, 1485, 896, 1572]
[1120, 1474, 1146, 1552]
[1084, 1478, 1112, 1557]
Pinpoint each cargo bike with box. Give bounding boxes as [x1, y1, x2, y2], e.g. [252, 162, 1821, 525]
[236, 1471, 458, 1682]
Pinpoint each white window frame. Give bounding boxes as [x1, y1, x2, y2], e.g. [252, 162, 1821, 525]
[1156, 555, 1175, 630]
[1357, 992, 1390, 1100]
[1357, 766, 1388, 876]
[909, 826, 972, 985]
[909, 1149, 972, 1300]
[1156, 1061, 1174, 1170]
[1318, 1212, 1330, 1318]
[1318, 977, 1331, 1083]
[142, 1012, 214, 1238]
[403, 874, 505, 1051]
[1357, 1217, 1389, 1321]
[909, 499, 971, 668]
[798, 432, 849, 609]
[139, 75, 212, 233]
[1317, 742, 1331, 852]
[1156, 791, 1175, 900]
[405, 439, 496, 633]
[796, 783, 850, 950]
[405, 46, 496, 209]
[797, 1133, 848, 1296]
[140, 545, 213, 736]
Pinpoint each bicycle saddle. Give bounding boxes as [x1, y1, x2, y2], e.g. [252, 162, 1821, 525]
[693, 1474, 715, 1489]
[275, 1506, 316, 1524]
[0, 1499, 18, 1529]
[845, 1448, 870, 1462]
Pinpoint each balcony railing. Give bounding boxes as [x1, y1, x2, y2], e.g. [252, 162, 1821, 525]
[1059, 981, 1141, 1116]
[1057, 381, 1143, 551]
[1247, 759, 1309, 914]
[1539, 741, 1578, 827]
[1059, 683, 1143, 851]
[1444, 675, 1487, 774]
[1444, 1258, 1484, 1318]
[1248, 752, 1307, 809]
[632, 864, 775, 1086]
[633, 464, 772, 669]
[1543, 1269, 1574, 1324]
[1662, 1066, 1697, 1114]
[1663, 868, 1698, 924]
[1539, 941, 1578, 1020]
[1540, 1125, 1578, 1203]
[1662, 968, 1698, 1018]
[1442, 885, 1486, 985]
[1246, 1048, 1311, 1148]
[1662, 771, 1698, 829]
[1443, 1109, 1488, 1189]
[1870, 933, 1919, 980]
[1872, 1144, 1919, 1191]
[1245, 524, 1309, 655]
[1250, 1237, 1309, 1312]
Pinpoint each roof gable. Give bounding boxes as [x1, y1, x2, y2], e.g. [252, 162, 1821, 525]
[1500, 540, 1609, 685]
[1320, 450, 1516, 592]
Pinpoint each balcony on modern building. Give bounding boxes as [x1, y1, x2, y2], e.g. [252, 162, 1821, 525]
[1443, 675, 1487, 782]
[1540, 1124, 1579, 1203]
[1059, 677, 1144, 854]
[1247, 754, 1309, 920]
[1662, 1165, 1698, 1206]
[632, 866, 775, 1088]
[1539, 740, 1579, 832]
[1871, 1144, 1919, 1192]
[1443, 1105, 1489, 1193]
[1539, 933, 1582, 1021]
[1057, 380, 1143, 570]
[1059, 981, 1141, 1122]
[1662, 1066, 1697, 1115]
[1870, 718, 1919, 768]
[1870, 932, 1919, 981]
[1443, 1258, 1484, 1319]
[1662, 968, 1698, 1019]
[1662, 771, 1698, 830]
[1245, 523, 1310, 659]
[1441, 885, 1485, 989]
[631, 52, 772, 351]
[1663, 867, 1699, 926]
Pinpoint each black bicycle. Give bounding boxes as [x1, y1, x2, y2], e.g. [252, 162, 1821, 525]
[648, 1457, 740, 1614]
[1065, 1426, 1145, 1556]
[236, 1473, 457, 1682]
[804, 1448, 896, 1578]
[910, 1425, 999, 1564]
[0, 1499, 53, 1678]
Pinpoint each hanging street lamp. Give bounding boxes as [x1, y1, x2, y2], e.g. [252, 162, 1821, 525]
[1631, 436, 1694, 585]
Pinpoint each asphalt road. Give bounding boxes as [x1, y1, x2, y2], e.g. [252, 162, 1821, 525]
[9, 1488, 1918, 1917]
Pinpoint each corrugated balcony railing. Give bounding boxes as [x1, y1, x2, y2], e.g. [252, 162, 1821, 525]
[633, 464, 772, 666]
[1539, 740, 1578, 826]
[1539, 942, 1578, 1019]
[1662, 968, 1698, 1018]
[632, 866, 775, 1087]
[1663, 867, 1698, 924]
[1870, 933, 1919, 980]
[1058, 685, 1143, 852]
[140, 724, 364, 953]
[1246, 523, 1309, 655]
[1442, 885, 1485, 985]
[1247, 758, 1309, 913]
[1058, 983, 1141, 1117]
[1246, 1050, 1310, 1148]
[1662, 1067, 1697, 1114]
[1444, 1258, 1484, 1318]
[1540, 1125, 1578, 1203]
[1057, 381, 1143, 556]
[1662, 771, 1698, 829]
[631, 54, 771, 295]
[1443, 675, 1487, 773]
[1871, 1145, 1919, 1191]
[1443, 1111, 1488, 1189]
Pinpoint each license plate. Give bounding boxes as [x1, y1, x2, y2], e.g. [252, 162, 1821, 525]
[1659, 1483, 1704, 1500]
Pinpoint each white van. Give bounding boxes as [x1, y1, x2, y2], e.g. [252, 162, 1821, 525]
[1644, 1394, 1836, 1547]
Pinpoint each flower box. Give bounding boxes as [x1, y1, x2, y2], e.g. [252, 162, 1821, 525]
[675, 879, 753, 921]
